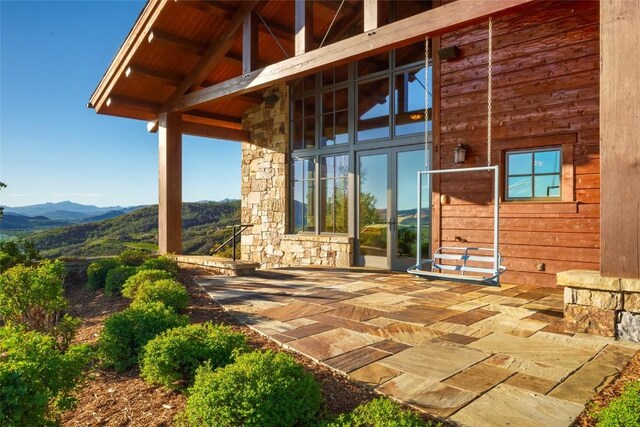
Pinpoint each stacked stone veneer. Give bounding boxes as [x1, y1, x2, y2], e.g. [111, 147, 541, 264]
[558, 270, 640, 342]
[240, 84, 354, 269]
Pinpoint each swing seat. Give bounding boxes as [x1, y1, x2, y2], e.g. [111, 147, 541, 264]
[408, 246, 507, 286]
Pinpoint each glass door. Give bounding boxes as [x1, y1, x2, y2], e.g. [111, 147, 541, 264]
[357, 151, 389, 268]
[392, 148, 430, 271]
[357, 146, 430, 270]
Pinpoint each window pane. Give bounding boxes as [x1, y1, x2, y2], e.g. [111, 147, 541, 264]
[293, 159, 316, 232]
[335, 178, 348, 233]
[534, 150, 561, 174]
[334, 88, 348, 110]
[534, 175, 560, 198]
[321, 154, 349, 233]
[395, 67, 428, 136]
[292, 120, 303, 150]
[321, 113, 334, 147]
[305, 180, 315, 232]
[293, 181, 304, 232]
[322, 179, 334, 232]
[358, 52, 389, 77]
[335, 110, 349, 144]
[304, 96, 315, 117]
[507, 152, 532, 176]
[508, 176, 533, 198]
[357, 78, 390, 141]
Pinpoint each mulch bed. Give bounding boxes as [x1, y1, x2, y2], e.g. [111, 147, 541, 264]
[61, 265, 639, 426]
[61, 265, 442, 426]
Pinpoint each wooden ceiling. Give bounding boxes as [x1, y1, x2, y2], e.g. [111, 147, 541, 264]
[89, 0, 374, 132]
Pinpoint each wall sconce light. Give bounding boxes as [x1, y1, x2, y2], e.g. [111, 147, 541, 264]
[454, 144, 468, 164]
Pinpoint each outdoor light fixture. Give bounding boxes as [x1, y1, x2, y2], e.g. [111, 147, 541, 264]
[409, 112, 424, 121]
[263, 93, 280, 106]
[454, 144, 468, 164]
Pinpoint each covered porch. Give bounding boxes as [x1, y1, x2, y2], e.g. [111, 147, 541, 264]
[196, 267, 639, 426]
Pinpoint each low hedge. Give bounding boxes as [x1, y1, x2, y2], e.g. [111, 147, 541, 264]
[98, 302, 189, 372]
[117, 249, 148, 267]
[324, 397, 435, 427]
[104, 265, 137, 297]
[122, 269, 173, 299]
[596, 380, 640, 427]
[133, 279, 188, 312]
[138, 256, 180, 277]
[86, 258, 121, 290]
[140, 323, 247, 390]
[182, 350, 323, 427]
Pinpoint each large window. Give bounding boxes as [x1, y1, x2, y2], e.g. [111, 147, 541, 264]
[289, 44, 430, 234]
[320, 155, 349, 233]
[292, 158, 315, 232]
[506, 148, 561, 200]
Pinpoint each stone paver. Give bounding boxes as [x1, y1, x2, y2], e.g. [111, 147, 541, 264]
[195, 268, 640, 426]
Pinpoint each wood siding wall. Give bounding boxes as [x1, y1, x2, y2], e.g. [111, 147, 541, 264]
[436, 0, 599, 287]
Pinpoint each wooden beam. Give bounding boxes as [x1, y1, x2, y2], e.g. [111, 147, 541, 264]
[126, 65, 183, 86]
[158, 112, 182, 254]
[600, 0, 640, 278]
[243, 11, 259, 74]
[160, 0, 260, 112]
[181, 122, 249, 141]
[364, 0, 379, 32]
[90, 0, 169, 112]
[106, 96, 161, 112]
[147, 30, 207, 55]
[184, 110, 243, 129]
[179, 0, 235, 19]
[295, 0, 313, 55]
[174, 0, 535, 112]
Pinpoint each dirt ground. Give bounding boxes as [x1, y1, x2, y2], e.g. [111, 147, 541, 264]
[61, 265, 639, 426]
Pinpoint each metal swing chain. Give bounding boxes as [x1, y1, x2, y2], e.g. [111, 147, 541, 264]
[487, 17, 493, 167]
[425, 36, 430, 170]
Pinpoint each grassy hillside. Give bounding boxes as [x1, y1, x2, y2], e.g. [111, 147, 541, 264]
[25, 200, 240, 258]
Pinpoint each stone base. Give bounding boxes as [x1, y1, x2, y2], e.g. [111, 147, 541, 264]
[172, 255, 259, 276]
[559, 270, 640, 342]
[564, 304, 616, 337]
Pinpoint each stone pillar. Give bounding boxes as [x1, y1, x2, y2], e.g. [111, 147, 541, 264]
[158, 112, 182, 254]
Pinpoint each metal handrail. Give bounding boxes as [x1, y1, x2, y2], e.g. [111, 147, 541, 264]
[211, 224, 252, 261]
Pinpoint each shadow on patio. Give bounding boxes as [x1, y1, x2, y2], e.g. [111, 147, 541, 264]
[194, 267, 639, 427]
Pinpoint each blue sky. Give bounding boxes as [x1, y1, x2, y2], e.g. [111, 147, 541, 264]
[0, 0, 241, 208]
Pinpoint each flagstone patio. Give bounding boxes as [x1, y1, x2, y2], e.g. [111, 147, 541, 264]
[195, 268, 640, 426]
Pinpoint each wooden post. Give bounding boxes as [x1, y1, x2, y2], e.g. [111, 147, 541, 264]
[364, 0, 379, 32]
[295, 0, 313, 56]
[600, 0, 640, 278]
[158, 112, 182, 254]
[243, 11, 258, 74]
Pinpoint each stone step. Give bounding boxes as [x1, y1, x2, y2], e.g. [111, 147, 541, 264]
[171, 255, 259, 276]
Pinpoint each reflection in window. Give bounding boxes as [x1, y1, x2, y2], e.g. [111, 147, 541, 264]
[506, 148, 561, 199]
[321, 88, 348, 146]
[357, 78, 390, 141]
[292, 158, 315, 232]
[321, 155, 349, 233]
[358, 52, 390, 77]
[395, 67, 431, 137]
[291, 96, 316, 150]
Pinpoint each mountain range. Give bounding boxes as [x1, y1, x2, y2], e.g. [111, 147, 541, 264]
[0, 201, 146, 231]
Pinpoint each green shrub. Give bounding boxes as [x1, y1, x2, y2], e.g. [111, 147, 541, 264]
[133, 279, 188, 312]
[104, 265, 137, 296]
[122, 269, 173, 299]
[118, 249, 148, 267]
[182, 350, 322, 427]
[596, 380, 640, 427]
[0, 238, 41, 273]
[141, 323, 247, 390]
[138, 256, 179, 277]
[0, 327, 91, 426]
[86, 258, 120, 290]
[324, 397, 434, 427]
[98, 302, 189, 372]
[0, 260, 79, 349]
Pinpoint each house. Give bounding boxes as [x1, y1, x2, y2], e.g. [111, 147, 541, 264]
[89, 0, 638, 296]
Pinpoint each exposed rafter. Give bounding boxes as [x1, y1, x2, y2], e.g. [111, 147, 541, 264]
[159, 0, 260, 113]
[174, 0, 535, 112]
[107, 96, 160, 112]
[126, 66, 183, 86]
[295, 0, 314, 55]
[147, 30, 244, 66]
[180, 122, 249, 141]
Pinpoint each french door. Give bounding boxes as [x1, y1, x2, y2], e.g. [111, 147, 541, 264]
[356, 146, 430, 270]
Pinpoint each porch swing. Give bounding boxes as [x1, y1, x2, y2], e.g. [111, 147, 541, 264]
[408, 18, 507, 286]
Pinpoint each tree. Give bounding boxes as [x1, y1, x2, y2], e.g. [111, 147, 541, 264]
[0, 182, 6, 220]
